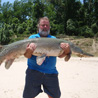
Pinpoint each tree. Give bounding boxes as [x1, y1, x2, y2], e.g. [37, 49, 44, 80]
[13, 0, 23, 22]
[32, 0, 45, 19]
[1, 2, 13, 24]
[93, 0, 98, 23]
[66, 19, 79, 36]
[0, 23, 13, 44]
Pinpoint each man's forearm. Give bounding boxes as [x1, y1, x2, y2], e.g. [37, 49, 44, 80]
[24, 48, 33, 58]
[58, 52, 66, 58]
[24, 43, 36, 58]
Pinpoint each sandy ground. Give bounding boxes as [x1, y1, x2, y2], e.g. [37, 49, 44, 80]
[0, 57, 98, 98]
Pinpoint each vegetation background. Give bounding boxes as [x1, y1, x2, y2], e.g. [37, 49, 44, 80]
[0, 0, 98, 56]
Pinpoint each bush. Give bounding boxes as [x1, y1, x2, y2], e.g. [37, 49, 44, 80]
[80, 26, 94, 37]
[66, 19, 78, 36]
[91, 23, 98, 34]
[17, 25, 24, 34]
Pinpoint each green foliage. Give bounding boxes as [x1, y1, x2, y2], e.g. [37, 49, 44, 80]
[0, 24, 13, 44]
[32, 0, 45, 19]
[0, 0, 98, 44]
[17, 25, 24, 34]
[66, 19, 76, 35]
[91, 23, 98, 34]
[80, 26, 94, 38]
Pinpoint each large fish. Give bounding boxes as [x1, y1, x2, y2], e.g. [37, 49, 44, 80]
[0, 38, 93, 69]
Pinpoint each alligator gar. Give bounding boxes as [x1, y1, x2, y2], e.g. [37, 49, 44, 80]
[0, 38, 93, 69]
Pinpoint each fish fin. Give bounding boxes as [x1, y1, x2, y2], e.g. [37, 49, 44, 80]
[65, 51, 72, 61]
[5, 59, 15, 69]
[36, 54, 46, 65]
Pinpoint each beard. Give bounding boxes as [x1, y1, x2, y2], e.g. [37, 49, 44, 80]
[39, 28, 50, 37]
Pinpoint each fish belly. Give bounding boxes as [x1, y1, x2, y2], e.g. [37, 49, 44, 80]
[33, 45, 63, 57]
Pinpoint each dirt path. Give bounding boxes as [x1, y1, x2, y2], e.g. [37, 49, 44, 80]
[0, 57, 98, 98]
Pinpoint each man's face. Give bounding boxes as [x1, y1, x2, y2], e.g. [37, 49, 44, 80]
[38, 20, 50, 37]
[39, 20, 50, 31]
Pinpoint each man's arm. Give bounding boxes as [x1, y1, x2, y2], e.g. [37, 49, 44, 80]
[58, 43, 71, 58]
[24, 43, 36, 58]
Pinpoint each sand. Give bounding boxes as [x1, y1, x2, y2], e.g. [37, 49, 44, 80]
[0, 57, 98, 98]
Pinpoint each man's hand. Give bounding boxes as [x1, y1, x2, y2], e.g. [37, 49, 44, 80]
[58, 43, 71, 58]
[24, 43, 36, 58]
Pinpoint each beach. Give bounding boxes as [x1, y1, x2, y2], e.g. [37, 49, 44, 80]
[0, 57, 98, 98]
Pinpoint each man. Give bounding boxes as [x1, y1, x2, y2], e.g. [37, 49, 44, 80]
[23, 17, 71, 98]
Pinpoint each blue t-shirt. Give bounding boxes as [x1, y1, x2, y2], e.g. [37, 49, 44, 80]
[27, 33, 58, 74]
